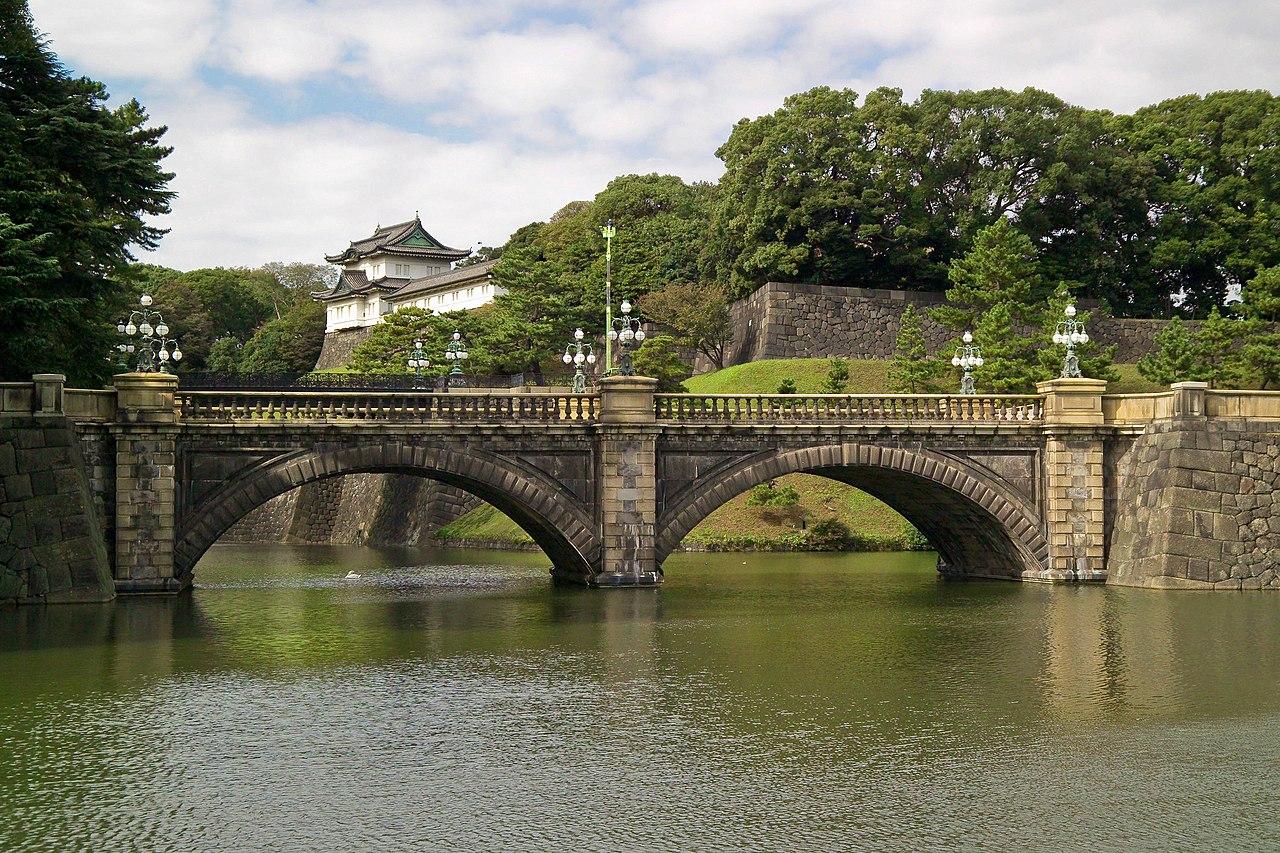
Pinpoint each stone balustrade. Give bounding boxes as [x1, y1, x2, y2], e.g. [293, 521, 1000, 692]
[176, 390, 600, 423]
[655, 393, 1044, 423]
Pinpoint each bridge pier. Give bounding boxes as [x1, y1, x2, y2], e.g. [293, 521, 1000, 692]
[592, 376, 661, 587]
[1032, 378, 1108, 583]
[111, 373, 184, 594]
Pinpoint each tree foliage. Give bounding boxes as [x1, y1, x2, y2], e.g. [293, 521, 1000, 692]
[0, 1, 174, 383]
[1238, 266, 1280, 389]
[637, 280, 733, 369]
[887, 305, 942, 393]
[630, 334, 690, 392]
[347, 307, 495, 377]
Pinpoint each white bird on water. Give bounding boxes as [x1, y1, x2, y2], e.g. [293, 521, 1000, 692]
[344, 571, 361, 580]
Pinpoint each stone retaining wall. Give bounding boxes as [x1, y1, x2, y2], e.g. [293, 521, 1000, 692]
[1108, 417, 1280, 589]
[0, 415, 114, 603]
[222, 474, 481, 546]
[699, 281, 1181, 370]
[314, 326, 373, 370]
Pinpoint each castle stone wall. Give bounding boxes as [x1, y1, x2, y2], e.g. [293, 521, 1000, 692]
[699, 281, 1181, 370]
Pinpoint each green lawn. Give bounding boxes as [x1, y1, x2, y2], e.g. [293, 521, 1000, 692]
[686, 357, 1165, 395]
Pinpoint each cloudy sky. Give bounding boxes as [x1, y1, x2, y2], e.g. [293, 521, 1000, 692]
[29, 0, 1280, 271]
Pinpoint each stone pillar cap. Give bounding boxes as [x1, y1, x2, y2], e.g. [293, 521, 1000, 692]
[1170, 381, 1209, 389]
[1035, 377, 1108, 394]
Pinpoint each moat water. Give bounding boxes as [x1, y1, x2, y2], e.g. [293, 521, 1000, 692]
[2, 545, 1279, 851]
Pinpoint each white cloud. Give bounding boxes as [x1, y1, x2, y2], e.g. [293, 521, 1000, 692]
[25, 0, 1280, 270]
[29, 0, 217, 79]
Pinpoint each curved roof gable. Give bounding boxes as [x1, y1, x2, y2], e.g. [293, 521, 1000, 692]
[325, 215, 471, 264]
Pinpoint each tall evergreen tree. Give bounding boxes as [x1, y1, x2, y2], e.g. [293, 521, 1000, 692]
[1238, 266, 1280, 389]
[0, 2, 174, 383]
[1136, 317, 1199, 385]
[1191, 307, 1247, 388]
[887, 305, 942, 393]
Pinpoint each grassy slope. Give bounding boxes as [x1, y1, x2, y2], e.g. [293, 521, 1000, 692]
[437, 357, 1166, 551]
[685, 357, 1164, 395]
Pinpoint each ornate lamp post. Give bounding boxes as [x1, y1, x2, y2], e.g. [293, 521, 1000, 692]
[607, 300, 645, 376]
[117, 294, 182, 373]
[601, 219, 616, 374]
[1052, 304, 1089, 378]
[443, 330, 469, 387]
[951, 330, 983, 394]
[561, 328, 597, 393]
[407, 339, 430, 389]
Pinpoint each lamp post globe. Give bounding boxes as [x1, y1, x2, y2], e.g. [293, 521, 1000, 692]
[115, 293, 182, 374]
[1054, 304, 1088, 378]
[953, 330, 982, 395]
[562, 327, 597, 394]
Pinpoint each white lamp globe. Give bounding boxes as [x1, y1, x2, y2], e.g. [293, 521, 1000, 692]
[158, 348, 170, 361]
[139, 322, 153, 336]
[574, 353, 585, 365]
[620, 300, 632, 314]
[574, 328, 584, 341]
[126, 344, 135, 354]
[621, 329, 634, 342]
[452, 331, 461, 341]
[634, 329, 646, 342]
[172, 349, 182, 361]
[125, 323, 136, 336]
[562, 353, 572, 364]
[608, 329, 618, 341]
[155, 323, 169, 337]
[962, 331, 973, 344]
[975, 356, 984, 367]
[1080, 332, 1089, 343]
[140, 294, 153, 307]
[1052, 333, 1063, 345]
[1065, 304, 1077, 318]
[117, 322, 126, 333]
[586, 353, 596, 364]
[460, 350, 468, 360]
[951, 355, 961, 367]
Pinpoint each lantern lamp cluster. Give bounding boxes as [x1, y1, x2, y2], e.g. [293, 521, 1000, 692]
[951, 331, 984, 395]
[116, 294, 182, 373]
[407, 339, 431, 388]
[1052, 304, 1089, 379]
[444, 330, 469, 386]
[607, 300, 645, 376]
[562, 328, 597, 393]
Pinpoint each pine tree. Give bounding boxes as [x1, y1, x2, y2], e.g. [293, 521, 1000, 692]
[931, 219, 1046, 332]
[1239, 266, 1280, 389]
[631, 335, 691, 391]
[0, 2, 174, 383]
[972, 304, 1044, 393]
[887, 305, 942, 392]
[1137, 317, 1199, 385]
[1192, 306, 1247, 388]
[822, 357, 850, 393]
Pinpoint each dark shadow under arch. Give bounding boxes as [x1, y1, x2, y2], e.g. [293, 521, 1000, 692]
[175, 443, 599, 583]
[656, 443, 1048, 578]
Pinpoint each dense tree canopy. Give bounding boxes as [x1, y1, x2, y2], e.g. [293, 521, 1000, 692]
[0, 0, 173, 383]
[699, 85, 1278, 316]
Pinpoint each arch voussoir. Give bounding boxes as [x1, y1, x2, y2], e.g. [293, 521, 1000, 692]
[655, 442, 1048, 577]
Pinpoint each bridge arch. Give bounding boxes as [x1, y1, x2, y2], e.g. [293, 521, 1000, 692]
[656, 443, 1049, 578]
[174, 442, 599, 583]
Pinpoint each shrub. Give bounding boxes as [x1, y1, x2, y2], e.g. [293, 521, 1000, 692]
[746, 481, 801, 507]
[806, 517, 852, 550]
[777, 378, 797, 394]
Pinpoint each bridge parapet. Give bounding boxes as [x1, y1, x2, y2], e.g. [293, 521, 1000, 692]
[176, 389, 599, 423]
[655, 393, 1043, 423]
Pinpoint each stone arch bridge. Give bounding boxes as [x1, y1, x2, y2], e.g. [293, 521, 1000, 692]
[10, 372, 1280, 594]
